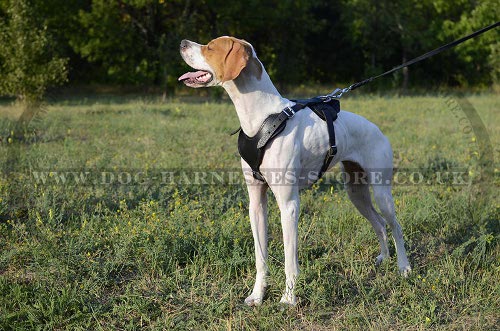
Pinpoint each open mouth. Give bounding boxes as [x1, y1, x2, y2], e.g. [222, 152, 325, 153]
[178, 70, 213, 87]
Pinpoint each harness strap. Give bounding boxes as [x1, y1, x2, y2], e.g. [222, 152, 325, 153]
[315, 102, 339, 179]
[238, 98, 339, 183]
[292, 97, 325, 107]
[256, 104, 304, 148]
[237, 102, 308, 181]
[230, 102, 307, 138]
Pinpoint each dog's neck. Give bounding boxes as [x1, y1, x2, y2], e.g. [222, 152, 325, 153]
[222, 62, 292, 137]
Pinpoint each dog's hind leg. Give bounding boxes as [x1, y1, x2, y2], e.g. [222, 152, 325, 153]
[342, 161, 390, 265]
[372, 183, 411, 276]
[244, 175, 269, 306]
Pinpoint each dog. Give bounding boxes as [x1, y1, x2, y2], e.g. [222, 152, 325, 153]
[179, 36, 411, 306]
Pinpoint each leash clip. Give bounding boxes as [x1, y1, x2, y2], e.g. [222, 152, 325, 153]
[321, 87, 350, 101]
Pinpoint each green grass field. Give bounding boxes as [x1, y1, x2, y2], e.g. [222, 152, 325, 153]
[0, 92, 498, 330]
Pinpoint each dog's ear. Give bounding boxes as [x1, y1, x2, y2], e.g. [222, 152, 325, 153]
[223, 41, 251, 82]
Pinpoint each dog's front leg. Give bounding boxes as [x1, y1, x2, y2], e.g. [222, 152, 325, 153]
[244, 175, 269, 306]
[272, 183, 300, 306]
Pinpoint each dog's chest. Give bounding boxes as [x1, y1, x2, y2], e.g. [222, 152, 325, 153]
[238, 99, 340, 183]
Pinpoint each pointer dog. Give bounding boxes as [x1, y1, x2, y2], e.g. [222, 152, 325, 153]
[179, 36, 411, 306]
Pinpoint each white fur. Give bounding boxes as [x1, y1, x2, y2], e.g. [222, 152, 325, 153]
[180, 38, 411, 306]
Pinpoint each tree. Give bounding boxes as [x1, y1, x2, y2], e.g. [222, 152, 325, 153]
[69, 0, 198, 96]
[437, 0, 500, 86]
[1, 0, 496, 94]
[342, 0, 438, 91]
[342, 0, 499, 90]
[0, 0, 68, 125]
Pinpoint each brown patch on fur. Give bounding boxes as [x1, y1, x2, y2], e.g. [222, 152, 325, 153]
[202, 37, 258, 82]
[342, 161, 366, 176]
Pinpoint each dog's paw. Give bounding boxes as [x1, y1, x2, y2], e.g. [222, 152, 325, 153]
[279, 293, 297, 306]
[399, 264, 412, 277]
[244, 293, 263, 306]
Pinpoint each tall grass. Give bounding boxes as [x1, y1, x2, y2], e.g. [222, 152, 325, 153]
[0, 93, 498, 330]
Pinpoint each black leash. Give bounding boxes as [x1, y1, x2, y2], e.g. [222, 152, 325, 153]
[324, 21, 499, 99]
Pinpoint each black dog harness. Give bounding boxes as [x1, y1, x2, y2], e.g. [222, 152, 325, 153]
[237, 97, 340, 182]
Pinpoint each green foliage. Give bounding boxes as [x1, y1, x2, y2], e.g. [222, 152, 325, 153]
[69, 0, 193, 87]
[0, 0, 498, 90]
[0, 0, 68, 102]
[342, 0, 499, 88]
[0, 94, 498, 329]
[438, 0, 500, 86]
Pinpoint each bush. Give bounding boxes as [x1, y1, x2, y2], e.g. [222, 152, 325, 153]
[0, 0, 67, 125]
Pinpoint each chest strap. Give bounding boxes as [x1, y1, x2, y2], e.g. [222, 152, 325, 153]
[238, 98, 340, 182]
[237, 103, 308, 181]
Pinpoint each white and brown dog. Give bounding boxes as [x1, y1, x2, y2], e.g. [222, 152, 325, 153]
[179, 36, 411, 306]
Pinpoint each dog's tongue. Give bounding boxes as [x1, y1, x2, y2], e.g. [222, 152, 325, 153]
[178, 71, 206, 81]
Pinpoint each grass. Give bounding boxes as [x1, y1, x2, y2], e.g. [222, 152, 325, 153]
[0, 91, 499, 330]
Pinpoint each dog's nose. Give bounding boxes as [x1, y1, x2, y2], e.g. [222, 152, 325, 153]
[180, 40, 190, 51]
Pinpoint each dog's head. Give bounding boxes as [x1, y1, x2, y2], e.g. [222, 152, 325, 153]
[179, 36, 262, 88]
